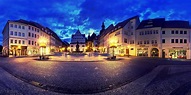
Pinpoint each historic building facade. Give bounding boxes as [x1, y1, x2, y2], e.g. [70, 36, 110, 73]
[136, 18, 191, 59]
[99, 16, 140, 56]
[2, 19, 64, 57]
[69, 30, 86, 52]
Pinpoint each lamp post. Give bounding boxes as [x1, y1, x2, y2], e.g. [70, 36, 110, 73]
[109, 37, 117, 59]
[38, 37, 47, 59]
[17, 45, 21, 56]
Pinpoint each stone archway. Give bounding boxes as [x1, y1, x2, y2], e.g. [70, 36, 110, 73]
[151, 48, 159, 57]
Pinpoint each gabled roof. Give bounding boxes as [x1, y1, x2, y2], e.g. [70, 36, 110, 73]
[114, 15, 139, 29]
[100, 24, 114, 38]
[162, 21, 191, 29]
[136, 18, 165, 29]
[136, 18, 191, 29]
[75, 29, 82, 35]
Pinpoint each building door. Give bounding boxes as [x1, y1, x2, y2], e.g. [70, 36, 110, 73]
[162, 49, 165, 58]
[151, 48, 159, 57]
[126, 49, 129, 56]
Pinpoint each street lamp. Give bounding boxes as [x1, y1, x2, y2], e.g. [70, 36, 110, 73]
[109, 37, 117, 59]
[38, 37, 47, 59]
[17, 45, 21, 56]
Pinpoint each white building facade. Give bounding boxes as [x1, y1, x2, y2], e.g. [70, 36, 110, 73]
[136, 18, 191, 59]
[99, 16, 140, 56]
[2, 19, 63, 57]
[70, 30, 86, 52]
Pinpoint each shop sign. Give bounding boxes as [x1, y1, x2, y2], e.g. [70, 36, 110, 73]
[152, 44, 158, 47]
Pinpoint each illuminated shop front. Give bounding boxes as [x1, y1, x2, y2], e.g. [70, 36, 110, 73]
[169, 49, 187, 59]
[137, 48, 148, 56]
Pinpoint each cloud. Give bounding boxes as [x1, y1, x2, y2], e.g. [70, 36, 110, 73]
[0, 0, 191, 45]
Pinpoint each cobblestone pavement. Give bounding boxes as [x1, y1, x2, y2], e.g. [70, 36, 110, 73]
[0, 56, 191, 95]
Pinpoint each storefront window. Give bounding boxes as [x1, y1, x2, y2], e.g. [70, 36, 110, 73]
[137, 48, 148, 56]
[169, 49, 186, 59]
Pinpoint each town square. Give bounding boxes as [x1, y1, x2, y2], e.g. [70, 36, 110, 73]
[0, 0, 191, 95]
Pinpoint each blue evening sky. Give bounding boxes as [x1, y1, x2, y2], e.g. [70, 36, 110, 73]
[0, 0, 190, 44]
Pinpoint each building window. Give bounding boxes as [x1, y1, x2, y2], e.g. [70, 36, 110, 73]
[32, 41, 34, 45]
[28, 32, 31, 37]
[10, 31, 13, 35]
[22, 40, 25, 44]
[184, 31, 187, 34]
[124, 38, 127, 43]
[82, 45, 84, 47]
[32, 33, 34, 37]
[32, 27, 34, 31]
[14, 25, 17, 28]
[184, 39, 187, 43]
[162, 31, 165, 34]
[71, 45, 73, 47]
[10, 39, 13, 43]
[14, 32, 17, 36]
[155, 40, 157, 44]
[15, 40, 17, 44]
[171, 39, 174, 43]
[37, 29, 39, 32]
[171, 30, 174, 34]
[153, 30, 155, 34]
[19, 40, 21, 44]
[131, 32, 133, 35]
[162, 39, 165, 43]
[175, 30, 178, 34]
[22, 26, 25, 29]
[22, 33, 25, 37]
[28, 26, 31, 30]
[19, 25, 21, 29]
[147, 40, 149, 44]
[180, 31, 183, 34]
[175, 39, 178, 43]
[28, 40, 31, 45]
[19, 32, 21, 36]
[10, 24, 13, 27]
[131, 48, 134, 50]
[144, 41, 146, 44]
[35, 34, 36, 38]
[156, 30, 158, 34]
[180, 39, 183, 43]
